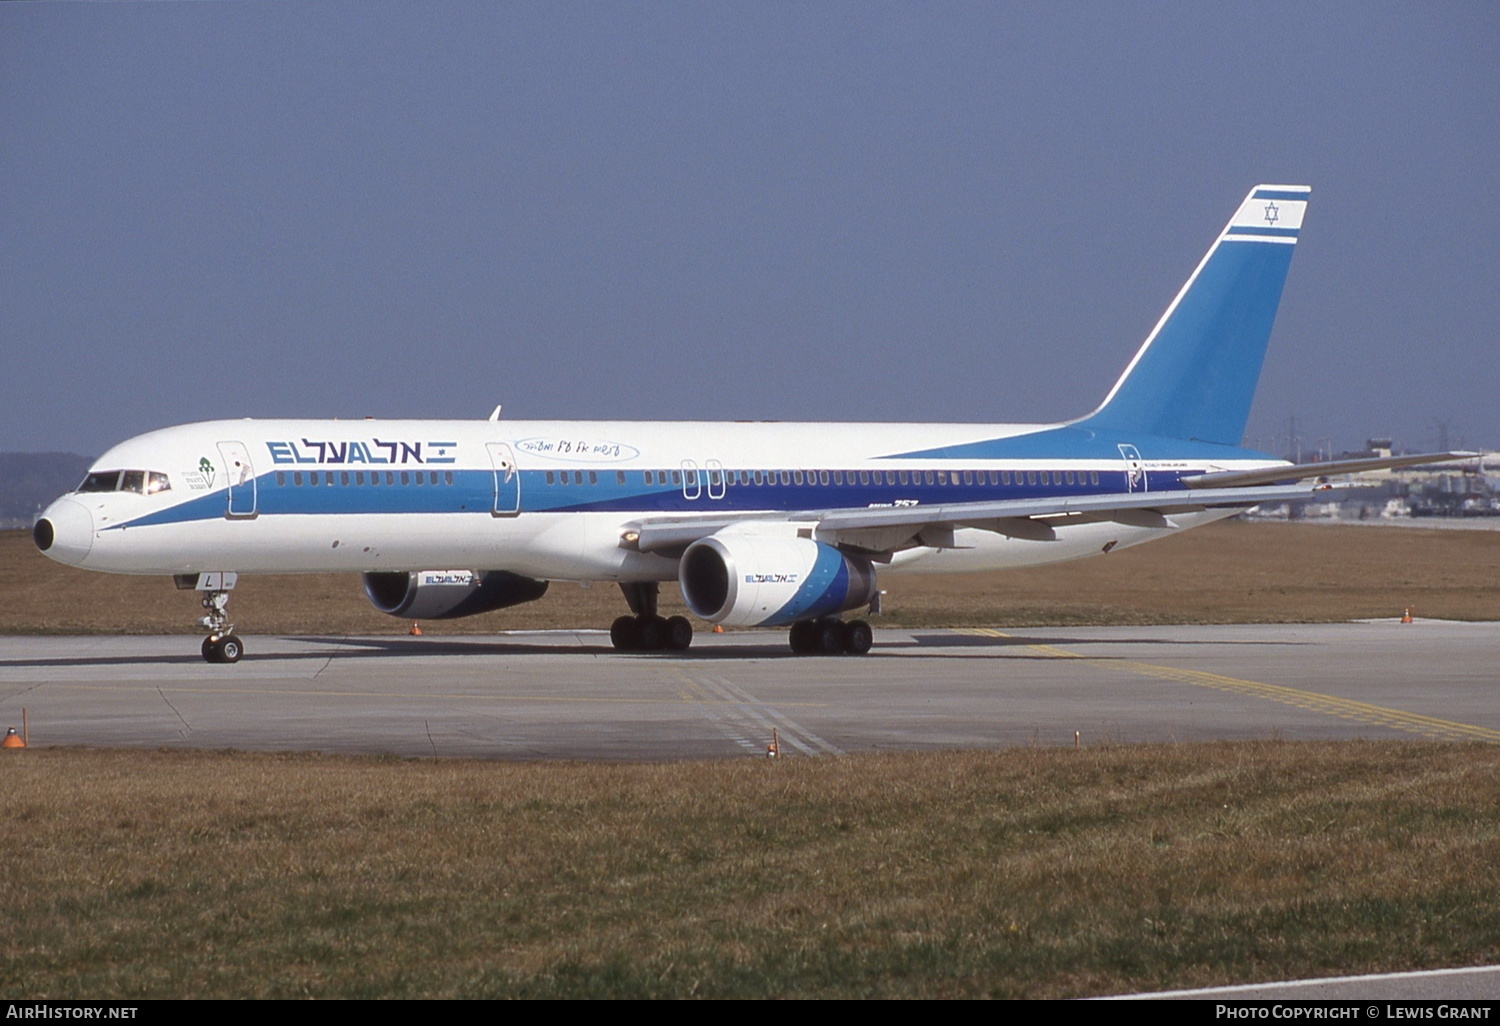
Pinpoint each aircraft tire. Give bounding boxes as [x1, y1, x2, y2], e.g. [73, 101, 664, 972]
[218, 635, 244, 663]
[610, 615, 641, 651]
[202, 637, 221, 663]
[664, 616, 693, 651]
[842, 619, 873, 655]
[638, 615, 668, 651]
[789, 620, 815, 654]
[815, 619, 844, 656]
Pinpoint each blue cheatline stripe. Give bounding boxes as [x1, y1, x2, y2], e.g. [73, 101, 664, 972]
[763, 544, 850, 626]
[1226, 225, 1299, 238]
[1253, 189, 1309, 200]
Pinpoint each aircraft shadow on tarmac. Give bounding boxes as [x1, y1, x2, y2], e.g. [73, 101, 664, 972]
[0, 631, 1310, 670]
[906, 632, 1311, 650]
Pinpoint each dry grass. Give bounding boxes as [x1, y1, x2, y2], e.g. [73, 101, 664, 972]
[5, 520, 1500, 635]
[4, 743, 1499, 998]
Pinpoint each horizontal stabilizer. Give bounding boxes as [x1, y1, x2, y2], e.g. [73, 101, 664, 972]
[1181, 451, 1477, 490]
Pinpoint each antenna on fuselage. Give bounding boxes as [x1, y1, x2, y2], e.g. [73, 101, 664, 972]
[488, 405, 503, 421]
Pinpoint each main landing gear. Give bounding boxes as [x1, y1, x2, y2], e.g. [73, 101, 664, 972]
[196, 588, 243, 664]
[788, 617, 873, 656]
[610, 582, 693, 652]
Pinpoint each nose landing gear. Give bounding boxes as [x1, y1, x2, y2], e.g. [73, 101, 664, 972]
[198, 589, 243, 663]
[176, 573, 245, 664]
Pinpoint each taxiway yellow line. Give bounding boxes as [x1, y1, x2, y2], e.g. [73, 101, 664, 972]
[954, 628, 1500, 744]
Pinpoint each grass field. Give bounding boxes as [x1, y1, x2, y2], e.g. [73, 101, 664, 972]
[4, 743, 1499, 999]
[4, 519, 1500, 635]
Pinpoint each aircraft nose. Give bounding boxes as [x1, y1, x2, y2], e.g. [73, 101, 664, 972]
[34, 497, 94, 565]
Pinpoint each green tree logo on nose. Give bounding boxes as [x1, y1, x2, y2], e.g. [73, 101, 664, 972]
[199, 457, 215, 486]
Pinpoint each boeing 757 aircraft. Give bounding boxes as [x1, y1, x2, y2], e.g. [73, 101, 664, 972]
[33, 185, 1456, 662]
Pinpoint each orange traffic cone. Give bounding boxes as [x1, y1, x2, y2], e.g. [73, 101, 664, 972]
[410, 622, 423, 636]
[2, 727, 25, 749]
[1401, 608, 1413, 624]
[711, 624, 724, 633]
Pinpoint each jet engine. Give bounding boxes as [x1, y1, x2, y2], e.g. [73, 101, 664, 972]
[679, 534, 876, 627]
[362, 569, 548, 620]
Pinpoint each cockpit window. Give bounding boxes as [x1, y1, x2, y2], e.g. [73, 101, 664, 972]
[76, 470, 172, 495]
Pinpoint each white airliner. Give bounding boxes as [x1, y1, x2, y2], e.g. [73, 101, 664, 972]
[32, 185, 1455, 662]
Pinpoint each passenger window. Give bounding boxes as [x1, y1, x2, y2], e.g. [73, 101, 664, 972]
[793, 471, 804, 485]
[355, 472, 364, 485]
[294, 472, 304, 486]
[589, 471, 597, 485]
[819, 470, 829, 485]
[341, 472, 350, 486]
[1090, 471, 1099, 485]
[1065, 471, 1075, 485]
[672, 471, 681, 485]
[400, 472, 409, 486]
[780, 471, 790, 485]
[546, 471, 555, 485]
[276, 472, 286, 487]
[616, 471, 626, 485]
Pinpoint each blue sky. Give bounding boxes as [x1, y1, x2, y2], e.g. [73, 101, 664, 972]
[3, 2, 1496, 458]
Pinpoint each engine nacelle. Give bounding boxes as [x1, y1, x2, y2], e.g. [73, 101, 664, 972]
[679, 534, 877, 627]
[362, 569, 548, 620]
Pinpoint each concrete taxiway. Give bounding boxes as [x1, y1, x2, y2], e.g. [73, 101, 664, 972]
[1, 620, 1496, 759]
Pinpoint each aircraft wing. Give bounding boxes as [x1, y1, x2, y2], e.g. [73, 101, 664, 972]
[628, 482, 1324, 557]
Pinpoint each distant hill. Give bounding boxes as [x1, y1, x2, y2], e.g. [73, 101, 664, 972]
[0, 453, 93, 528]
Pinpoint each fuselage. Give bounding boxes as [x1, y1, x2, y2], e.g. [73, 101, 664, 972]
[36, 416, 1286, 581]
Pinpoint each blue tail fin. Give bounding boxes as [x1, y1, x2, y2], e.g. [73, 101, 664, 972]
[1075, 184, 1309, 447]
